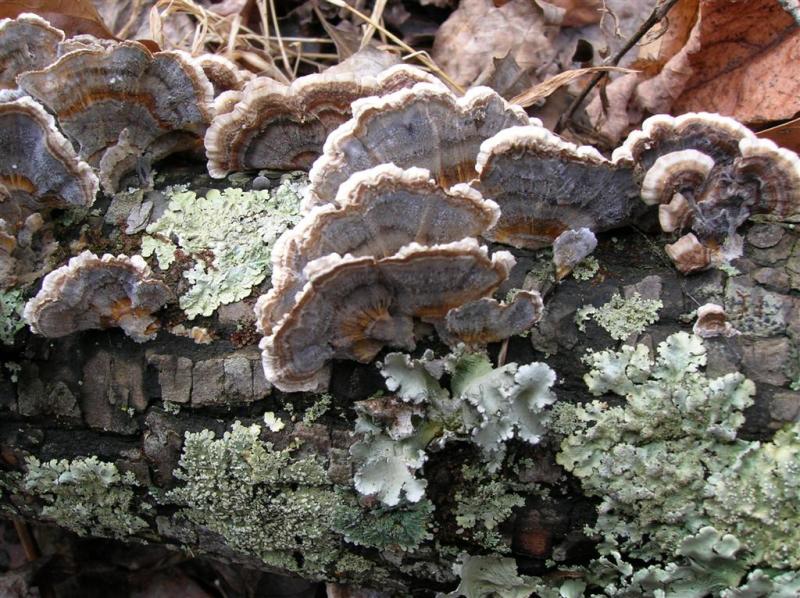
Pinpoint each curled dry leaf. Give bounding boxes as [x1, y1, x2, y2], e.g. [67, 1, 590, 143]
[758, 117, 800, 154]
[588, 0, 800, 143]
[0, 0, 115, 39]
[432, 0, 560, 88]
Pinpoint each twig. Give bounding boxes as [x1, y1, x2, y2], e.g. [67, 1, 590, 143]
[555, 0, 681, 133]
[13, 518, 39, 561]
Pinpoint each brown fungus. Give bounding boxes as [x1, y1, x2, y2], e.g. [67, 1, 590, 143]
[619, 113, 800, 272]
[441, 290, 543, 348]
[304, 83, 531, 208]
[476, 125, 640, 250]
[0, 13, 63, 90]
[18, 41, 214, 193]
[23, 251, 172, 342]
[258, 164, 500, 336]
[552, 227, 598, 281]
[205, 65, 439, 178]
[195, 54, 254, 96]
[693, 303, 739, 339]
[0, 96, 98, 287]
[259, 239, 515, 392]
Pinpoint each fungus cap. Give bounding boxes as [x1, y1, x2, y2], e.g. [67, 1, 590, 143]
[24, 251, 172, 342]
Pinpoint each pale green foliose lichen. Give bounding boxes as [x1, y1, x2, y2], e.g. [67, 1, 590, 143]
[22, 456, 149, 539]
[353, 351, 557, 506]
[439, 554, 540, 598]
[166, 421, 343, 575]
[554, 332, 799, 573]
[141, 176, 303, 319]
[0, 288, 25, 345]
[302, 393, 332, 425]
[575, 292, 662, 340]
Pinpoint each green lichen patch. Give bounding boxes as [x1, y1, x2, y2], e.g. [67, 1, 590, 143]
[571, 256, 600, 281]
[22, 456, 149, 539]
[441, 554, 540, 598]
[333, 497, 434, 552]
[575, 292, 662, 341]
[0, 288, 25, 345]
[554, 332, 800, 573]
[166, 421, 342, 575]
[141, 176, 303, 319]
[352, 351, 558, 506]
[453, 465, 524, 553]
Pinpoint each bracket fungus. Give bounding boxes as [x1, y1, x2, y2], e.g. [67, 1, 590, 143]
[18, 41, 214, 193]
[693, 303, 739, 338]
[258, 164, 500, 336]
[0, 13, 64, 90]
[304, 83, 531, 208]
[0, 96, 98, 287]
[205, 65, 439, 178]
[24, 251, 172, 342]
[259, 239, 515, 392]
[442, 290, 544, 347]
[476, 126, 640, 249]
[551, 228, 598, 281]
[617, 113, 800, 272]
[195, 54, 254, 96]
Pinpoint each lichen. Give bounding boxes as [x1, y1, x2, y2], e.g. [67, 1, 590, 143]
[575, 292, 662, 340]
[554, 332, 799, 573]
[0, 288, 25, 345]
[141, 175, 303, 319]
[453, 465, 524, 553]
[166, 421, 342, 575]
[440, 554, 539, 598]
[302, 393, 332, 425]
[333, 497, 434, 552]
[22, 455, 149, 539]
[571, 256, 600, 281]
[353, 350, 557, 506]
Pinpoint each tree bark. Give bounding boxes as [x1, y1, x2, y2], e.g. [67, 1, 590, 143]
[2, 172, 798, 595]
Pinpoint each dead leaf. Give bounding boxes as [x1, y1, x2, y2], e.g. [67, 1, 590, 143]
[548, 0, 603, 27]
[432, 0, 561, 88]
[587, 0, 800, 143]
[511, 65, 635, 107]
[473, 53, 537, 100]
[0, 0, 116, 38]
[758, 117, 800, 153]
[672, 0, 800, 124]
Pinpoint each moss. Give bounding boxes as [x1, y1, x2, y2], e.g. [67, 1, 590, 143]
[22, 456, 149, 539]
[166, 421, 343, 576]
[141, 175, 304, 319]
[555, 333, 799, 574]
[333, 497, 434, 552]
[575, 292, 662, 341]
[0, 288, 25, 345]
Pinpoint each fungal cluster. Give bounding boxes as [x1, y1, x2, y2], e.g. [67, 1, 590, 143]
[1, 12, 798, 395]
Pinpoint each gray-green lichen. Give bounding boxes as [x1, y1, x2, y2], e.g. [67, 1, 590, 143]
[333, 498, 434, 552]
[166, 421, 343, 575]
[553, 332, 799, 573]
[302, 393, 332, 425]
[453, 465, 524, 553]
[351, 350, 557, 506]
[440, 554, 540, 598]
[575, 292, 662, 341]
[140, 176, 303, 319]
[0, 288, 25, 345]
[22, 456, 149, 539]
[571, 256, 600, 281]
